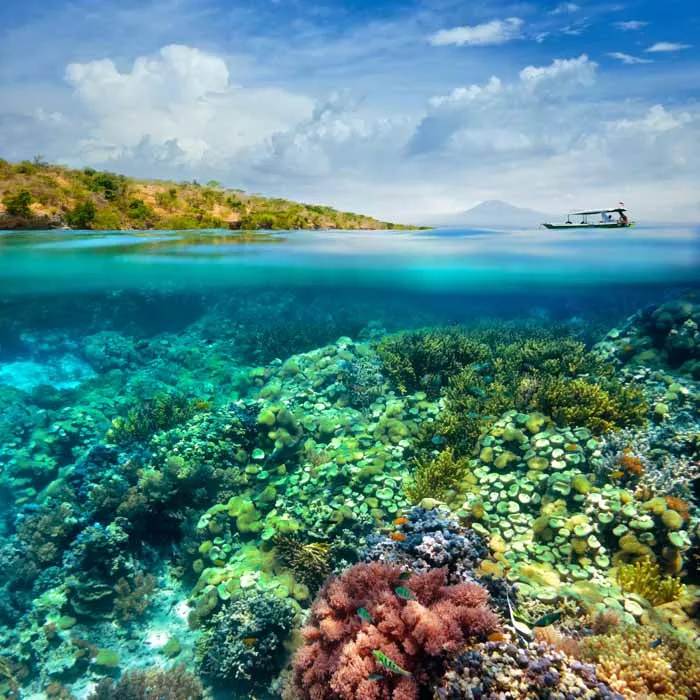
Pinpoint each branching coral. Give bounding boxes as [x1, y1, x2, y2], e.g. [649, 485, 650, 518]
[88, 665, 203, 699]
[404, 448, 471, 505]
[539, 377, 647, 434]
[363, 506, 488, 584]
[428, 332, 646, 455]
[107, 391, 204, 444]
[283, 561, 499, 700]
[375, 328, 489, 397]
[579, 623, 700, 699]
[615, 557, 685, 606]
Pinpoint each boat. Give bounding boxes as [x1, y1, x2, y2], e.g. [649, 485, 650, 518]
[542, 204, 635, 230]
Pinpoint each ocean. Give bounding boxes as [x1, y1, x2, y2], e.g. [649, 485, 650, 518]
[0, 226, 698, 699]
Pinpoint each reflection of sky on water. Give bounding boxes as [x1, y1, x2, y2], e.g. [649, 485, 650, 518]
[1, 227, 698, 295]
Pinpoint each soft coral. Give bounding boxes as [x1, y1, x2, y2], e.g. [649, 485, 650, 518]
[283, 562, 499, 700]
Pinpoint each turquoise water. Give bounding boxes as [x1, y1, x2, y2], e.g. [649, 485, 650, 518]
[0, 227, 699, 699]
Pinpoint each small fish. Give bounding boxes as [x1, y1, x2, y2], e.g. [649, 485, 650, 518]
[367, 674, 384, 681]
[393, 517, 409, 526]
[650, 638, 663, 649]
[242, 637, 257, 647]
[372, 650, 412, 677]
[487, 632, 507, 643]
[394, 586, 415, 600]
[390, 532, 406, 542]
[398, 571, 411, 581]
[357, 607, 375, 624]
[532, 611, 562, 627]
[609, 470, 625, 479]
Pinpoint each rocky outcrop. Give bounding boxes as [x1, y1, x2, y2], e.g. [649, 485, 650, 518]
[0, 213, 66, 230]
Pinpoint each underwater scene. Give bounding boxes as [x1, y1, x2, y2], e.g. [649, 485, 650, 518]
[1, 226, 699, 700]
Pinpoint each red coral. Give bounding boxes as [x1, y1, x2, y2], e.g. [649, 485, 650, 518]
[283, 562, 499, 700]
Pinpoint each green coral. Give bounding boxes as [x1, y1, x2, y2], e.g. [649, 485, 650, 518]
[375, 327, 489, 396]
[539, 377, 647, 434]
[107, 391, 204, 444]
[405, 447, 471, 504]
[427, 331, 647, 455]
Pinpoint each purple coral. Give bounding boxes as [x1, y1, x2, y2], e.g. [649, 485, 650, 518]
[438, 640, 624, 699]
[363, 506, 487, 583]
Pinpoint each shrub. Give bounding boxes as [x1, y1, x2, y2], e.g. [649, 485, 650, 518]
[65, 200, 97, 229]
[2, 189, 33, 216]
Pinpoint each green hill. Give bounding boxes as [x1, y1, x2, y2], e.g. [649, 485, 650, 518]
[0, 158, 422, 231]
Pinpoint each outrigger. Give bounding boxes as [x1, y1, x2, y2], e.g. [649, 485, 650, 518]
[543, 204, 634, 230]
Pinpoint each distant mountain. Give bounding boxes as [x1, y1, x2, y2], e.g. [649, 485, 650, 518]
[432, 200, 553, 229]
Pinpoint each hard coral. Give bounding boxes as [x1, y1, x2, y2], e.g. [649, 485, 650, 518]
[579, 623, 700, 699]
[284, 561, 499, 700]
[363, 506, 488, 585]
[88, 665, 203, 699]
[437, 640, 621, 699]
[376, 328, 489, 397]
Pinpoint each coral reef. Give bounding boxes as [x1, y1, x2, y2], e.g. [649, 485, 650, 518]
[284, 561, 500, 700]
[1, 288, 698, 699]
[436, 639, 622, 699]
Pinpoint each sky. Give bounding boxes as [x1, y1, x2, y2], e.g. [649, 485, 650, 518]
[0, 0, 699, 223]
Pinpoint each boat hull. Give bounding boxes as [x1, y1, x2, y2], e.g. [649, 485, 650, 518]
[542, 222, 634, 230]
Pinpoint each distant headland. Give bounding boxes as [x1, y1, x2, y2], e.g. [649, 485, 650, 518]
[0, 158, 425, 231]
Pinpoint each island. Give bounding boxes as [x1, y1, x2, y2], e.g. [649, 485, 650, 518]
[0, 158, 423, 231]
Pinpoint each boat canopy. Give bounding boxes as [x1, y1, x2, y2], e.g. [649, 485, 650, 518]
[569, 207, 626, 216]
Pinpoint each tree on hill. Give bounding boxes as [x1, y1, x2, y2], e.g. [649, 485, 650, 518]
[2, 189, 33, 217]
[65, 200, 97, 229]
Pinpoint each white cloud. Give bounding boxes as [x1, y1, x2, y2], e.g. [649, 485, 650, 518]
[607, 52, 653, 65]
[614, 20, 648, 31]
[64, 44, 313, 167]
[401, 55, 700, 222]
[646, 42, 692, 53]
[409, 55, 598, 157]
[429, 18, 524, 47]
[607, 104, 692, 134]
[518, 54, 597, 88]
[551, 3, 580, 14]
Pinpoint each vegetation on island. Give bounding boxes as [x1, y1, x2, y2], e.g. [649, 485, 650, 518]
[0, 156, 423, 231]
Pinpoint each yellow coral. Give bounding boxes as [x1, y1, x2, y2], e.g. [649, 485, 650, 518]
[580, 623, 700, 699]
[404, 447, 471, 504]
[616, 557, 685, 606]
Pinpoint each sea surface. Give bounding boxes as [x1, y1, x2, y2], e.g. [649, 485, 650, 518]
[0, 226, 699, 699]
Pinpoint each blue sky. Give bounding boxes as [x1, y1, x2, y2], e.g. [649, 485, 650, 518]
[0, 0, 698, 221]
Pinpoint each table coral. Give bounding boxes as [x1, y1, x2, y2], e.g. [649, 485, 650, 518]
[283, 561, 499, 700]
